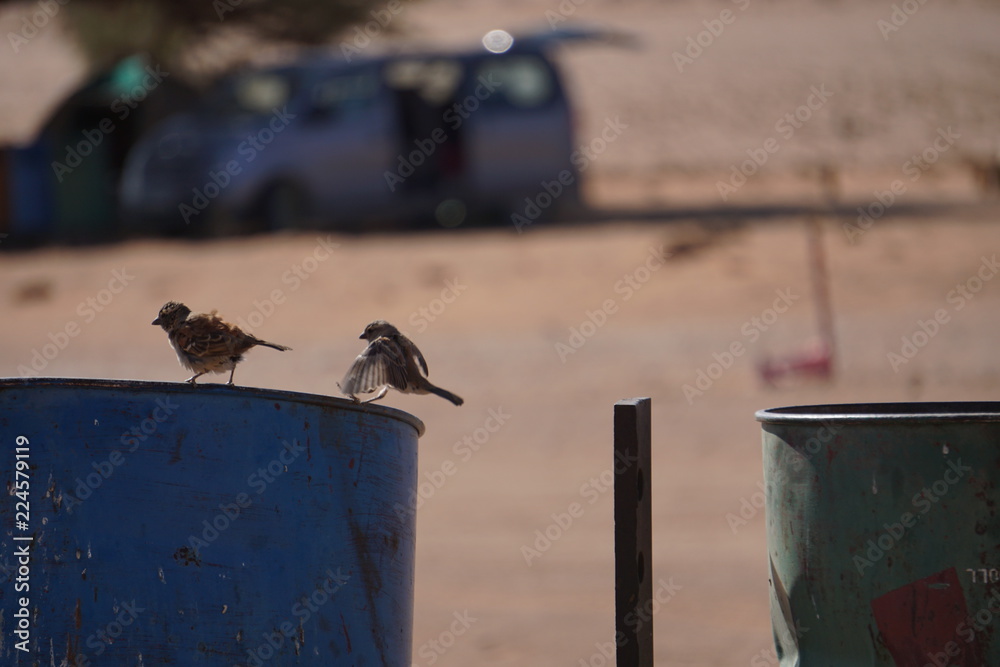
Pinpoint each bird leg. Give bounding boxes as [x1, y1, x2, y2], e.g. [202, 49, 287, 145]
[337, 382, 361, 403]
[227, 368, 236, 385]
[363, 387, 389, 404]
[186, 372, 205, 384]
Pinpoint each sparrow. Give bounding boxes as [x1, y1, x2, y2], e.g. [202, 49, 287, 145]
[152, 301, 290, 385]
[339, 320, 464, 405]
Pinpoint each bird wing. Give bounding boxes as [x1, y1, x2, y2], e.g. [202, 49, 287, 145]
[340, 337, 409, 395]
[401, 336, 429, 376]
[175, 314, 241, 358]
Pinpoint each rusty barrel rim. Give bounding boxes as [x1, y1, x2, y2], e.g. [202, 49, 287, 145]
[756, 401, 1000, 425]
[0, 376, 425, 436]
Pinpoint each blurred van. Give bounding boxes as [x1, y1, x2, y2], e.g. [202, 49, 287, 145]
[120, 38, 581, 233]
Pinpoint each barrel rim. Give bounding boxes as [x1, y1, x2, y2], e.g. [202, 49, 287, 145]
[756, 401, 1000, 425]
[0, 377, 425, 436]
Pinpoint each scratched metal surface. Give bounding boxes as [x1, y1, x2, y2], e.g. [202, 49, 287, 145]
[758, 403, 1000, 666]
[0, 378, 423, 666]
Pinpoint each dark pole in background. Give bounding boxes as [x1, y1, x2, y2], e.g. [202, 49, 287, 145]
[614, 397, 653, 666]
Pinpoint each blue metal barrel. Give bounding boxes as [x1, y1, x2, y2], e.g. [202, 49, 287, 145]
[758, 403, 1000, 666]
[0, 378, 422, 665]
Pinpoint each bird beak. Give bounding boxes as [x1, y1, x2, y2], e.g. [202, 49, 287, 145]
[358, 332, 366, 340]
[152, 317, 160, 326]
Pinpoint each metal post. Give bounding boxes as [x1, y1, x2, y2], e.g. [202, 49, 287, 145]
[806, 217, 835, 365]
[614, 397, 653, 666]
[813, 164, 839, 365]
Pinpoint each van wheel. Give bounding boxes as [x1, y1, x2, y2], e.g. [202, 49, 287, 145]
[260, 181, 309, 230]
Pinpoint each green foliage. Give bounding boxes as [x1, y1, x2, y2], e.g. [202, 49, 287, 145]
[51, 0, 393, 74]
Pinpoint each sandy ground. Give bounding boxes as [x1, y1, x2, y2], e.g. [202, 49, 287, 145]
[5, 207, 1000, 665]
[3, 0, 1000, 664]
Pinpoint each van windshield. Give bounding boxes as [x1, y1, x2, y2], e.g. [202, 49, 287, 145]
[207, 72, 295, 115]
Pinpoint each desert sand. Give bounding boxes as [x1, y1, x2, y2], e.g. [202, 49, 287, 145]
[6, 210, 1000, 665]
[3, 0, 1000, 665]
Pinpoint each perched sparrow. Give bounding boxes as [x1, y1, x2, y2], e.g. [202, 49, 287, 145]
[152, 301, 290, 385]
[339, 320, 464, 405]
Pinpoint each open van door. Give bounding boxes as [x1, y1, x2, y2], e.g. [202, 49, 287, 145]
[459, 26, 637, 222]
[460, 48, 579, 219]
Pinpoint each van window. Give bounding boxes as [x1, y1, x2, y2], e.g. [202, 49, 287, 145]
[384, 59, 463, 105]
[312, 69, 381, 116]
[226, 73, 294, 114]
[476, 56, 555, 109]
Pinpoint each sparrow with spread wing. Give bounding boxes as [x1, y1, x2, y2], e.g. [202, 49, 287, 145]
[152, 301, 291, 385]
[339, 320, 463, 405]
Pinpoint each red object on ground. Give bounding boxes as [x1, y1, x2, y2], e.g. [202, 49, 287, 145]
[757, 216, 836, 386]
[757, 338, 833, 386]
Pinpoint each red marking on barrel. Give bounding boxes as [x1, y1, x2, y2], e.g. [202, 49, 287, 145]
[871, 567, 984, 665]
[824, 442, 839, 465]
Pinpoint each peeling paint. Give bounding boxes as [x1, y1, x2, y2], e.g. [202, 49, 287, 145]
[0, 378, 421, 664]
[760, 402, 1000, 663]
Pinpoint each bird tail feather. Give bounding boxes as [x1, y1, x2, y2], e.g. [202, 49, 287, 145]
[428, 384, 464, 406]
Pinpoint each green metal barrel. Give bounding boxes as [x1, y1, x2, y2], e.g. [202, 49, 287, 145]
[757, 403, 1000, 666]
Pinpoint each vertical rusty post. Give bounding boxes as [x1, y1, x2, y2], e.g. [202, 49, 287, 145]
[812, 164, 839, 363]
[806, 218, 834, 352]
[615, 397, 653, 667]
